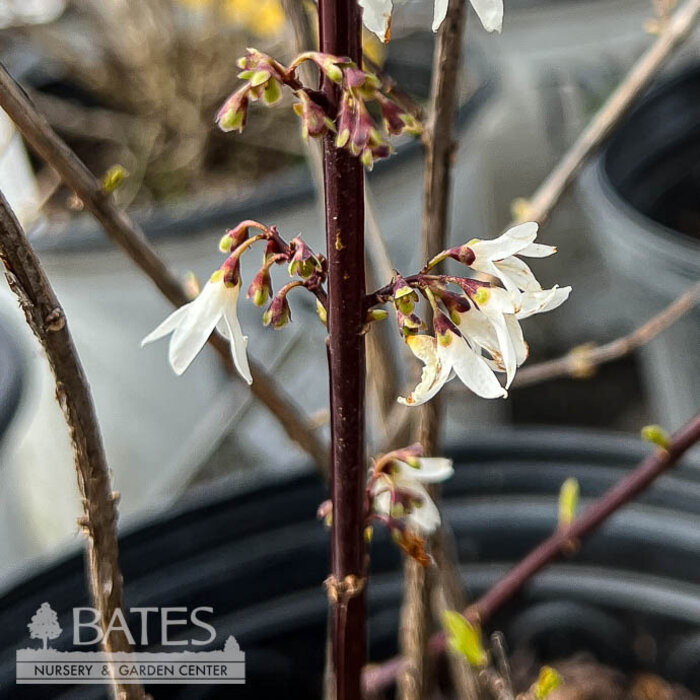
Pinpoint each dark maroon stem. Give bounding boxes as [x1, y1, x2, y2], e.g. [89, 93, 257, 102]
[318, 0, 366, 697]
[362, 410, 700, 694]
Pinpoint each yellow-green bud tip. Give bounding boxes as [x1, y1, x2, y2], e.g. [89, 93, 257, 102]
[534, 666, 562, 699]
[641, 424, 671, 450]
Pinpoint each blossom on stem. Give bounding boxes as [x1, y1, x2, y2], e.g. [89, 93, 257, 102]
[370, 445, 454, 535]
[458, 222, 558, 300]
[399, 312, 507, 406]
[142, 257, 252, 383]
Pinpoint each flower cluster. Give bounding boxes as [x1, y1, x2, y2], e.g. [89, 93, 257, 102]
[368, 222, 571, 404]
[359, 0, 503, 43]
[142, 221, 326, 380]
[216, 49, 421, 169]
[367, 444, 454, 565]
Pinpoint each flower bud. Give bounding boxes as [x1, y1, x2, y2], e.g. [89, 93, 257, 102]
[293, 91, 333, 141]
[220, 255, 241, 287]
[217, 90, 249, 133]
[247, 267, 272, 307]
[288, 236, 321, 278]
[263, 293, 291, 329]
[366, 308, 388, 322]
[100, 164, 127, 194]
[315, 299, 328, 326]
[445, 244, 476, 266]
[219, 223, 250, 253]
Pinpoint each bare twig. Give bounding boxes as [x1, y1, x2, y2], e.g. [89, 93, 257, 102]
[511, 278, 700, 389]
[363, 410, 700, 693]
[0, 194, 146, 700]
[0, 61, 328, 473]
[398, 1, 476, 698]
[515, 0, 700, 228]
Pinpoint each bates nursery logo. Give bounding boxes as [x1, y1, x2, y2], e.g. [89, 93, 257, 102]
[16, 602, 245, 685]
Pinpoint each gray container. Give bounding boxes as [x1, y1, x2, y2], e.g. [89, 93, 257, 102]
[578, 64, 700, 431]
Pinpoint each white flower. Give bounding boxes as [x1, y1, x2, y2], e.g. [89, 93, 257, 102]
[373, 457, 454, 534]
[398, 320, 507, 406]
[467, 222, 558, 300]
[359, 0, 502, 42]
[456, 286, 525, 388]
[142, 268, 252, 383]
[433, 0, 503, 33]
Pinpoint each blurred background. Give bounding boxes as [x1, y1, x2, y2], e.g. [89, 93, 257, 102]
[0, 0, 697, 586]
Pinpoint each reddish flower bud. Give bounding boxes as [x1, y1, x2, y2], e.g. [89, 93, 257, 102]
[247, 266, 272, 307]
[220, 254, 241, 287]
[263, 293, 291, 329]
[217, 89, 249, 133]
[288, 236, 322, 279]
[293, 91, 333, 141]
[219, 222, 250, 253]
[445, 244, 476, 266]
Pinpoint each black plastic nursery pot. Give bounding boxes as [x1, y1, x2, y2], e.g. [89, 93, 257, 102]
[579, 63, 700, 432]
[2, 430, 700, 698]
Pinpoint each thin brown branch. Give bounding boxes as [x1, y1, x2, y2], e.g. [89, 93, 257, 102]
[512, 277, 700, 389]
[0, 61, 328, 473]
[363, 410, 700, 694]
[398, 2, 475, 698]
[516, 0, 700, 228]
[0, 194, 147, 700]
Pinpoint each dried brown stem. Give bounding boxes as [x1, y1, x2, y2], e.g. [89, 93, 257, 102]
[0, 194, 146, 700]
[0, 61, 328, 473]
[363, 410, 700, 694]
[517, 0, 700, 228]
[511, 277, 700, 389]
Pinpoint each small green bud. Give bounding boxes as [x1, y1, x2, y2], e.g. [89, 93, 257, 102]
[236, 56, 248, 69]
[336, 129, 350, 148]
[441, 611, 487, 668]
[533, 666, 562, 699]
[219, 233, 234, 253]
[360, 149, 374, 168]
[324, 62, 343, 84]
[558, 477, 579, 529]
[101, 164, 127, 194]
[316, 299, 327, 326]
[367, 309, 388, 322]
[219, 107, 244, 132]
[641, 424, 671, 450]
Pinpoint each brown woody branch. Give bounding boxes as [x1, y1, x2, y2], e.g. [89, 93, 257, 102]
[0, 194, 146, 700]
[511, 277, 700, 388]
[0, 61, 328, 473]
[516, 0, 700, 228]
[363, 410, 700, 694]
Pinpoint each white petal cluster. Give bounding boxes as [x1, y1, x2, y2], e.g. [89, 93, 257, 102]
[142, 270, 252, 384]
[399, 223, 571, 406]
[359, 0, 503, 43]
[372, 457, 454, 534]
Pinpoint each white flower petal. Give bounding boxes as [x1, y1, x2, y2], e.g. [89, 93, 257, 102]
[470, 222, 539, 262]
[457, 308, 500, 357]
[519, 242, 557, 258]
[470, 0, 503, 32]
[442, 333, 506, 399]
[495, 256, 542, 292]
[403, 483, 441, 534]
[168, 280, 228, 375]
[505, 314, 529, 366]
[398, 335, 451, 406]
[395, 457, 454, 483]
[432, 0, 448, 31]
[517, 285, 571, 319]
[223, 290, 253, 385]
[141, 304, 192, 346]
[359, 0, 393, 41]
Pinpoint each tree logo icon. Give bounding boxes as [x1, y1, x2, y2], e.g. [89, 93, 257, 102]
[27, 602, 62, 650]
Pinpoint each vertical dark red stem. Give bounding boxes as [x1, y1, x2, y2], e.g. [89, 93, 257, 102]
[318, 0, 366, 697]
